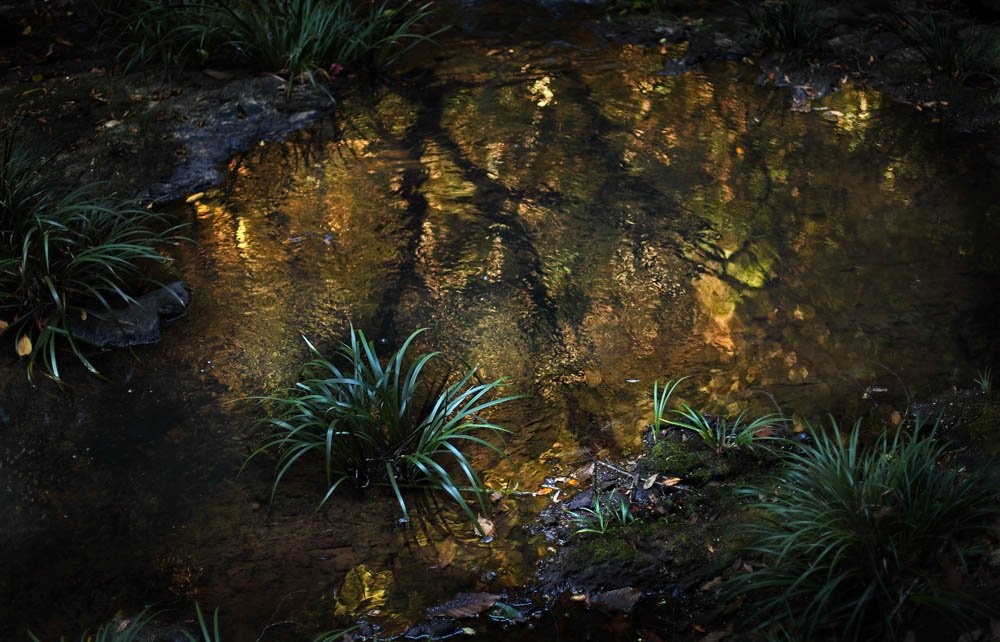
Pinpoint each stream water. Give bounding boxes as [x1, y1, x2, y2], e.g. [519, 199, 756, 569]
[2, 1, 999, 639]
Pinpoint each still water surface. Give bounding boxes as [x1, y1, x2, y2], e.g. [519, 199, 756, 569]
[2, 1, 999, 638]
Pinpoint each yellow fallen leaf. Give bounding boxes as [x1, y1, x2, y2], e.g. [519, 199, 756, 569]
[890, 411, 902, 426]
[437, 535, 457, 569]
[535, 487, 554, 495]
[0, 320, 8, 335]
[185, 191, 205, 203]
[662, 477, 682, 486]
[16, 335, 32, 357]
[80, 309, 87, 321]
[735, 146, 743, 156]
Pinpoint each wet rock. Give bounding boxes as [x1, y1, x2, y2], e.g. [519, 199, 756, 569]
[68, 281, 190, 348]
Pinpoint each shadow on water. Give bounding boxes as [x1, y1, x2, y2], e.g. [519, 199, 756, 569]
[2, 0, 1000, 638]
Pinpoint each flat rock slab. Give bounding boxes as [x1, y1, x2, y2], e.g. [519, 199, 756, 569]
[68, 281, 190, 348]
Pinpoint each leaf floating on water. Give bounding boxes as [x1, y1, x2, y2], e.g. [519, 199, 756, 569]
[427, 592, 499, 618]
[476, 515, 495, 537]
[437, 535, 457, 569]
[16, 335, 32, 357]
[591, 587, 642, 611]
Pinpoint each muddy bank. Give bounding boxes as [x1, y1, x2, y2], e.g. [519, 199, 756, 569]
[0, 1, 336, 203]
[594, 0, 1000, 136]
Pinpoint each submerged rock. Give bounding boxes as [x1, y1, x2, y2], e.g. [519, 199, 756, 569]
[68, 281, 190, 348]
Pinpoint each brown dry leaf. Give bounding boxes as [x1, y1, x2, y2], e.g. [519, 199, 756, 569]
[437, 536, 457, 569]
[427, 592, 499, 618]
[590, 587, 642, 611]
[700, 576, 723, 592]
[572, 462, 594, 482]
[890, 410, 902, 426]
[0, 320, 8, 335]
[662, 477, 682, 487]
[476, 515, 495, 537]
[203, 68, 234, 80]
[699, 628, 732, 642]
[16, 335, 32, 357]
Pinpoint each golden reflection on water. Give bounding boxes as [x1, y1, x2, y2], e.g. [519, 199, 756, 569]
[152, 40, 1000, 636]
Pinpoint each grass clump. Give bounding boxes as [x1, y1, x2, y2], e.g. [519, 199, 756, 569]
[741, 0, 827, 53]
[120, 0, 442, 92]
[567, 491, 636, 535]
[0, 129, 185, 381]
[245, 326, 521, 534]
[28, 609, 156, 642]
[893, 10, 1000, 83]
[728, 419, 1000, 640]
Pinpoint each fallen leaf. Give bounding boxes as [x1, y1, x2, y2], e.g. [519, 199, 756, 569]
[700, 576, 723, 592]
[643, 474, 658, 490]
[662, 477, 681, 486]
[570, 594, 588, 602]
[490, 490, 504, 502]
[535, 487, 554, 495]
[185, 191, 205, 203]
[437, 536, 457, 569]
[590, 587, 642, 611]
[699, 629, 732, 642]
[427, 592, 499, 618]
[203, 68, 235, 80]
[476, 515, 495, 537]
[56, 37, 72, 46]
[79, 309, 87, 321]
[735, 146, 743, 156]
[16, 335, 32, 357]
[890, 411, 902, 426]
[0, 320, 7, 335]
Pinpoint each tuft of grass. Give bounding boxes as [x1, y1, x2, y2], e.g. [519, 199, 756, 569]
[650, 377, 685, 441]
[893, 10, 1000, 83]
[28, 609, 157, 642]
[0, 129, 186, 381]
[182, 604, 222, 642]
[727, 419, 1000, 640]
[244, 326, 521, 534]
[567, 490, 635, 535]
[741, 0, 827, 53]
[119, 0, 443, 94]
[975, 366, 993, 396]
[667, 405, 781, 456]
